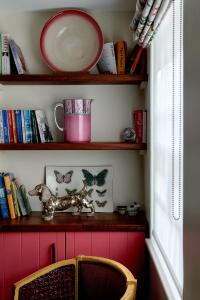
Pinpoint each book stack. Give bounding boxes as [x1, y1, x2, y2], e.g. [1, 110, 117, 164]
[0, 33, 28, 75]
[0, 172, 32, 219]
[133, 110, 147, 144]
[0, 109, 53, 144]
[97, 41, 147, 75]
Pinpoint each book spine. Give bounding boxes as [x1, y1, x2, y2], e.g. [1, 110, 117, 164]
[21, 110, 26, 143]
[4, 173, 16, 219]
[24, 110, 33, 143]
[0, 110, 4, 143]
[13, 178, 27, 216]
[1, 33, 11, 75]
[0, 174, 10, 219]
[2, 110, 10, 144]
[133, 110, 143, 144]
[142, 110, 147, 143]
[15, 110, 23, 143]
[11, 110, 17, 143]
[31, 110, 38, 143]
[8, 110, 14, 143]
[0, 35, 2, 74]
[115, 41, 126, 75]
[11, 180, 21, 217]
[9, 39, 23, 74]
[35, 110, 53, 143]
[19, 184, 32, 215]
[130, 46, 143, 74]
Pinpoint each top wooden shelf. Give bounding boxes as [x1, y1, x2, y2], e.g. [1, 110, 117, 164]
[0, 73, 148, 85]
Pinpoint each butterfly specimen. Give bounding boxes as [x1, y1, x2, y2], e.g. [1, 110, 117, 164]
[82, 169, 108, 186]
[54, 170, 73, 184]
[65, 188, 77, 195]
[96, 189, 107, 197]
[95, 200, 107, 207]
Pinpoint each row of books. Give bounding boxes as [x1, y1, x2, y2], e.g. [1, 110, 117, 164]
[0, 33, 28, 75]
[133, 110, 147, 144]
[0, 172, 32, 219]
[97, 41, 147, 75]
[0, 109, 53, 144]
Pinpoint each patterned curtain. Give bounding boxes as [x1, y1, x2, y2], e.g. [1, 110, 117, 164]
[130, 0, 173, 47]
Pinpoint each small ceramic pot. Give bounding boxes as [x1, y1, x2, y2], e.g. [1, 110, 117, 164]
[117, 205, 127, 215]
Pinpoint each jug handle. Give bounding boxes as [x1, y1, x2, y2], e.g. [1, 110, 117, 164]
[54, 103, 64, 132]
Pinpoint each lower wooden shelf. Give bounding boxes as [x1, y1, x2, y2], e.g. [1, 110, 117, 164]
[0, 142, 147, 150]
[0, 211, 148, 234]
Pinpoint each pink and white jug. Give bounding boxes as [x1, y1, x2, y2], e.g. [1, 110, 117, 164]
[54, 99, 93, 143]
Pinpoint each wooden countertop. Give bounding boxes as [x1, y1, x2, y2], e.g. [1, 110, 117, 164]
[0, 212, 148, 234]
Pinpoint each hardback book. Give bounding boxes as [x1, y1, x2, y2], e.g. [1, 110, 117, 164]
[0, 174, 10, 219]
[35, 110, 53, 143]
[15, 110, 23, 143]
[133, 109, 143, 144]
[142, 110, 147, 143]
[0, 110, 4, 143]
[21, 110, 26, 143]
[7, 110, 14, 143]
[129, 46, 143, 75]
[13, 178, 27, 216]
[23, 110, 33, 143]
[10, 173, 21, 217]
[4, 173, 16, 219]
[11, 110, 17, 143]
[31, 110, 40, 143]
[97, 42, 117, 74]
[9, 39, 28, 74]
[15, 178, 32, 215]
[1, 33, 11, 75]
[2, 110, 10, 144]
[115, 40, 127, 74]
[0, 35, 2, 74]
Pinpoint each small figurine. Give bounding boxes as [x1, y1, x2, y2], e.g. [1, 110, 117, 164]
[120, 128, 136, 143]
[29, 180, 95, 221]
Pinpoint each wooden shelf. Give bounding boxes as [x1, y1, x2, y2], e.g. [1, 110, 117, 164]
[0, 142, 147, 150]
[0, 212, 148, 234]
[0, 73, 148, 85]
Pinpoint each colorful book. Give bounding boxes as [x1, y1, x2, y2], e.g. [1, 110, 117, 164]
[142, 110, 147, 143]
[1, 33, 11, 75]
[11, 110, 17, 143]
[2, 110, 10, 144]
[15, 110, 23, 143]
[15, 178, 32, 215]
[133, 110, 143, 144]
[8, 110, 14, 143]
[129, 46, 143, 74]
[97, 42, 117, 74]
[115, 40, 126, 74]
[10, 173, 21, 217]
[31, 110, 40, 143]
[23, 110, 33, 143]
[35, 110, 53, 143]
[4, 173, 16, 219]
[0, 110, 4, 143]
[13, 178, 27, 216]
[9, 39, 28, 74]
[21, 110, 26, 142]
[0, 174, 10, 219]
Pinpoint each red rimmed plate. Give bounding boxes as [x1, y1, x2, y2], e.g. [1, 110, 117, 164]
[40, 10, 104, 72]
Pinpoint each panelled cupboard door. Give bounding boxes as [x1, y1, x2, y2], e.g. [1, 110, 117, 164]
[65, 232, 145, 277]
[0, 232, 65, 300]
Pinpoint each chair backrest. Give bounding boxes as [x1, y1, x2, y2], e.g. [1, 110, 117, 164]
[76, 255, 137, 300]
[13, 259, 76, 300]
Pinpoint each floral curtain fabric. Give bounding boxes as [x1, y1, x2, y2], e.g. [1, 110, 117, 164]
[130, 0, 173, 47]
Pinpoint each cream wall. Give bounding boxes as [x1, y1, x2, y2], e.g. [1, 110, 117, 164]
[0, 10, 146, 211]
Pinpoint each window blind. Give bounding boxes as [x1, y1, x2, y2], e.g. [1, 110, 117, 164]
[151, 0, 183, 294]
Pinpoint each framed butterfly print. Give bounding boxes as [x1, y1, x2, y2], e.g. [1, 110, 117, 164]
[45, 165, 113, 212]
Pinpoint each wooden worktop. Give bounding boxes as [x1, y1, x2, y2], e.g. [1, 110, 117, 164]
[0, 211, 148, 234]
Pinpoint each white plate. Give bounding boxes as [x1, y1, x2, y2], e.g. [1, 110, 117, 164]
[40, 10, 104, 72]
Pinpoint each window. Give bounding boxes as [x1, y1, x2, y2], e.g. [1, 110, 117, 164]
[150, 0, 183, 298]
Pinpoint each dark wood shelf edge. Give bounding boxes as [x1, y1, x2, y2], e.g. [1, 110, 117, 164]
[0, 142, 147, 150]
[0, 74, 148, 85]
[0, 212, 149, 236]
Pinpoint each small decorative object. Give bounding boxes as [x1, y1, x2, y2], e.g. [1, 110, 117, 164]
[28, 180, 95, 221]
[117, 205, 127, 215]
[46, 165, 113, 212]
[127, 202, 140, 216]
[120, 128, 136, 143]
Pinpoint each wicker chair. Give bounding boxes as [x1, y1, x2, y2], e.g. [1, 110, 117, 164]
[13, 255, 137, 300]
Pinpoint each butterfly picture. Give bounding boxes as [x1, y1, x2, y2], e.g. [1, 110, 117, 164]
[87, 189, 94, 197]
[65, 188, 77, 195]
[82, 169, 108, 186]
[96, 189, 107, 197]
[95, 200, 107, 207]
[54, 170, 73, 184]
